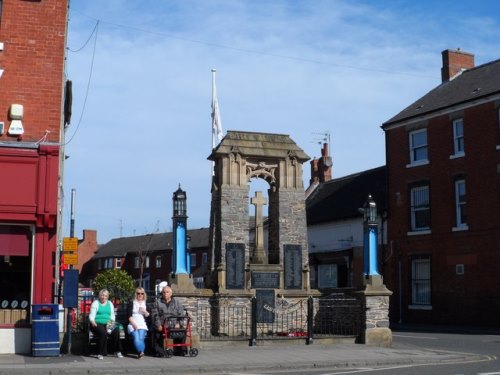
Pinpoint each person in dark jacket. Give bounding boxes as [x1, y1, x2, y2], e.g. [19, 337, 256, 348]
[150, 285, 185, 357]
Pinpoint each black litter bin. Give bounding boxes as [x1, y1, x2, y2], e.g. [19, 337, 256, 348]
[32, 304, 60, 357]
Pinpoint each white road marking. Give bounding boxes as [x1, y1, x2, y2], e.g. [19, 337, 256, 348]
[392, 333, 438, 340]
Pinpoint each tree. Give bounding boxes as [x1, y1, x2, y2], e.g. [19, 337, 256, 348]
[92, 269, 135, 303]
[137, 220, 160, 288]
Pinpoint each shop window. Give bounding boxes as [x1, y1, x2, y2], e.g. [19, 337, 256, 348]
[0, 225, 32, 325]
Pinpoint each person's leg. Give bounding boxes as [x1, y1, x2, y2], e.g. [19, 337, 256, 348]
[130, 329, 145, 354]
[109, 326, 122, 354]
[130, 330, 139, 353]
[153, 329, 165, 357]
[90, 324, 108, 356]
[136, 329, 146, 354]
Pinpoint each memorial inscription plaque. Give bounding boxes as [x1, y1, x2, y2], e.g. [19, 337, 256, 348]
[226, 243, 245, 289]
[284, 244, 302, 289]
[256, 289, 275, 323]
[251, 272, 280, 289]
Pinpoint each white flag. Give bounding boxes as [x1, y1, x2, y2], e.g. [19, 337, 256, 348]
[211, 69, 223, 148]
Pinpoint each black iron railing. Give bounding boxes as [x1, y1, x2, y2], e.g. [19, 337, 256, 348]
[70, 292, 362, 343]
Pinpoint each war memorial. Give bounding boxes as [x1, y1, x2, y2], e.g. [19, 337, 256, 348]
[166, 130, 392, 348]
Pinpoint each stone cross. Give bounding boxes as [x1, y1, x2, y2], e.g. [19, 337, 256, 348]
[251, 191, 267, 264]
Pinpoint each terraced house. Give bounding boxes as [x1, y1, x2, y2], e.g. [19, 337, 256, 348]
[382, 49, 500, 326]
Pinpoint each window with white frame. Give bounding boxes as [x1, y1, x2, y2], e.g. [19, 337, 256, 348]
[134, 256, 140, 269]
[409, 129, 428, 164]
[145, 256, 150, 268]
[190, 253, 197, 268]
[410, 185, 430, 231]
[202, 252, 208, 265]
[411, 256, 431, 305]
[155, 255, 161, 268]
[115, 258, 121, 269]
[452, 119, 464, 155]
[455, 179, 467, 227]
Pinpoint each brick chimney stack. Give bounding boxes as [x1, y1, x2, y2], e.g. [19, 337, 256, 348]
[76, 229, 99, 273]
[309, 142, 332, 185]
[441, 49, 475, 83]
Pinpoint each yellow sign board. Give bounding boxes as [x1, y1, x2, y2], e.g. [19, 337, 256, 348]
[63, 237, 78, 251]
[63, 252, 78, 265]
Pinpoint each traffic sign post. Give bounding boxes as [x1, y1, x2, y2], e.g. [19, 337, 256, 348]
[63, 237, 78, 252]
[63, 253, 78, 266]
[62, 236, 78, 354]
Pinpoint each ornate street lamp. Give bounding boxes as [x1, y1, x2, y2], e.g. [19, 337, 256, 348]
[172, 185, 188, 275]
[363, 194, 380, 278]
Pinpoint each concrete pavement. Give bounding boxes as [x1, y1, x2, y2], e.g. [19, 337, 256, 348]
[0, 340, 490, 375]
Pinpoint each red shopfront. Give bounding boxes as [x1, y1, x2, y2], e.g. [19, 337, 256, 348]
[0, 144, 59, 327]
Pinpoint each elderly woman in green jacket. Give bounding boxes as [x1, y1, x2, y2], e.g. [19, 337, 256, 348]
[88, 289, 123, 360]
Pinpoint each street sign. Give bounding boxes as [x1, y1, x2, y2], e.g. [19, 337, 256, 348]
[63, 237, 78, 252]
[63, 252, 78, 265]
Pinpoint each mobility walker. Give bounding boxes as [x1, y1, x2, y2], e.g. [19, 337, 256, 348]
[162, 315, 198, 358]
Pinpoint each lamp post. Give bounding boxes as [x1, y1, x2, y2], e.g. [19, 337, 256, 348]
[363, 194, 380, 278]
[172, 185, 188, 275]
[359, 194, 392, 347]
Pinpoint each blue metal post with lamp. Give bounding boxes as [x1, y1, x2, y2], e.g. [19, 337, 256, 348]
[169, 185, 196, 292]
[359, 194, 392, 347]
[363, 194, 381, 280]
[172, 185, 188, 275]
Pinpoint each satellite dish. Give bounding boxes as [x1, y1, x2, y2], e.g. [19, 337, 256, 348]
[324, 156, 333, 167]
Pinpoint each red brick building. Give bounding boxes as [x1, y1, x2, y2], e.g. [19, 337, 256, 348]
[75, 230, 100, 274]
[0, 0, 69, 352]
[382, 50, 500, 326]
[80, 228, 210, 292]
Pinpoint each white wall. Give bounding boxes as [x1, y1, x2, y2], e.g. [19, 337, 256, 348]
[308, 216, 386, 254]
[0, 328, 30, 354]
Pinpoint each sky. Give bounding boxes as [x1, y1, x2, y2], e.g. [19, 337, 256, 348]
[63, 0, 500, 244]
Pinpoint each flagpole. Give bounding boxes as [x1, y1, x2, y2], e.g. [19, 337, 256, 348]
[211, 68, 216, 150]
[211, 68, 216, 178]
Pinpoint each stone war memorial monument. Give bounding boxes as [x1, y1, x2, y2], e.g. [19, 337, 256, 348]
[205, 131, 320, 336]
[171, 130, 391, 347]
[207, 131, 312, 294]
